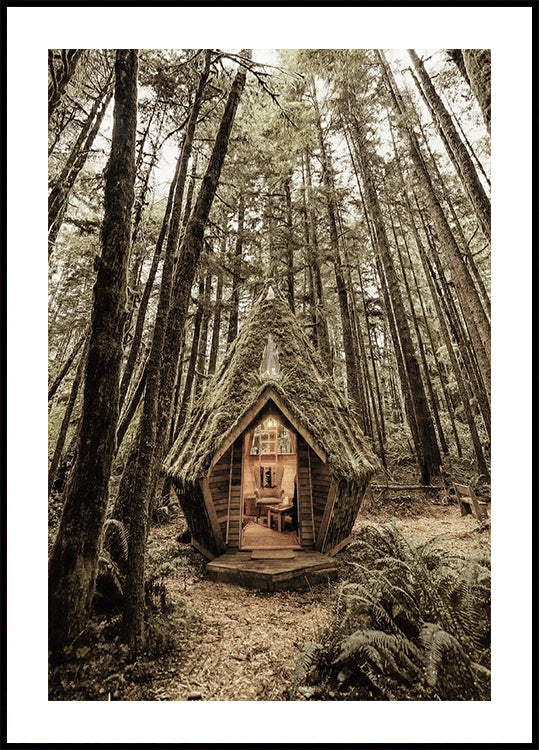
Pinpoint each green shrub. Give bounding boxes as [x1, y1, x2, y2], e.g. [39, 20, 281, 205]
[290, 522, 490, 701]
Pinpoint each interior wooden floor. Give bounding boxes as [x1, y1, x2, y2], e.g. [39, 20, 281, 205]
[241, 518, 300, 550]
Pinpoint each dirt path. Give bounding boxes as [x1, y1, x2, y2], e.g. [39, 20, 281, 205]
[152, 579, 331, 701]
[132, 500, 490, 702]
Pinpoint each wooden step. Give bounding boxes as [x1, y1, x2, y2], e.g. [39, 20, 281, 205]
[251, 549, 296, 560]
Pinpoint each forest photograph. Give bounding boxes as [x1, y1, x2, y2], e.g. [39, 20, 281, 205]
[5, 4, 534, 747]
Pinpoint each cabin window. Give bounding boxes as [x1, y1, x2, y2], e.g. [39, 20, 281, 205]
[250, 417, 294, 455]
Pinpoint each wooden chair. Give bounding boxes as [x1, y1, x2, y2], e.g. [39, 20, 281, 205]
[453, 483, 489, 520]
[252, 465, 285, 523]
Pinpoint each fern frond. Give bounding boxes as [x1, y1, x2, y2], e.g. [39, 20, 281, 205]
[289, 641, 323, 698]
[103, 518, 129, 564]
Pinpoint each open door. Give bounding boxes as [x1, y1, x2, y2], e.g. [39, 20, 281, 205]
[240, 413, 301, 550]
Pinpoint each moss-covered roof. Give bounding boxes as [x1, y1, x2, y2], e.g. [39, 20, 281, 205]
[163, 283, 379, 485]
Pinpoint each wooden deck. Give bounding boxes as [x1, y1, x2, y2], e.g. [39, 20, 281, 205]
[206, 550, 338, 591]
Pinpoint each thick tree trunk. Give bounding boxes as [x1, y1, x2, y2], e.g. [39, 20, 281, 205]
[122, 52, 249, 651]
[446, 49, 471, 88]
[48, 49, 138, 652]
[376, 258, 420, 458]
[408, 50, 490, 241]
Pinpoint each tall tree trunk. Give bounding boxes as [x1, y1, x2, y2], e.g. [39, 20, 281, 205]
[421, 252, 490, 479]
[312, 82, 362, 417]
[48, 328, 88, 403]
[48, 342, 88, 495]
[394, 202, 463, 457]
[195, 273, 212, 397]
[376, 257, 420, 460]
[208, 234, 226, 375]
[48, 49, 138, 652]
[393, 168, 489, 474]
[303, 151, 331, 364]
[118, 154, 182, 411]
[122, 52, 249, 651]
[408, 49, 490, 241]
[388, 206, 448, 455]
[351, 105, 441, 483]
[417, 200, 491, 434]
[117, 353, 148, 449]
[283, 176, 295, 312]
[342, 118, 388, 446]
[226, 192, 245, 345]
[378, 50, 491, 400]
[408, 110, 491, 319]
[48, 77, 114, 254]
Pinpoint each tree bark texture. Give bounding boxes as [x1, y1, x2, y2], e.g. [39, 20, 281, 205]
[48, 49, 138, 652]
[462, 49, 491, 133]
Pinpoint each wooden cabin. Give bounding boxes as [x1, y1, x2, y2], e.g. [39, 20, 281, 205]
[163, 284, 378, 588]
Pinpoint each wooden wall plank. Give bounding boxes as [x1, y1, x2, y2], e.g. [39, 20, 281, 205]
[297, 436, 314, 548]
[200, 478, 226, 554]
[316, 481, 337, 552]
[227, 437, 243, 548]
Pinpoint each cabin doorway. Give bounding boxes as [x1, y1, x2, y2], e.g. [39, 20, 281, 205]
[240, 415, 301, 550]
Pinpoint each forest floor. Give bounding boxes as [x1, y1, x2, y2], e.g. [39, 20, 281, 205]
[48, 478, 490, 702]
[111, 487, 490, 702]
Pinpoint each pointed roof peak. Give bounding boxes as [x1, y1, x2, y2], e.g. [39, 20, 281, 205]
[164, 286, 379, 485]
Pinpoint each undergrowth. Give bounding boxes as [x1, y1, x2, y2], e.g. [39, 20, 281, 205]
[289, 522, 490, 701]
[49, 526, 201, 701]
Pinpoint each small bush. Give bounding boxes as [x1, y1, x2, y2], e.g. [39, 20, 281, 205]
[290, 522, 490, 701]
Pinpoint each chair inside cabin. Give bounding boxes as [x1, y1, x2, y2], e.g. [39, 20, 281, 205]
[252, 464, 285, 522]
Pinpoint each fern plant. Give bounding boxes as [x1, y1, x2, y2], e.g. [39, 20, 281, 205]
[291, 522, 491, 701]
